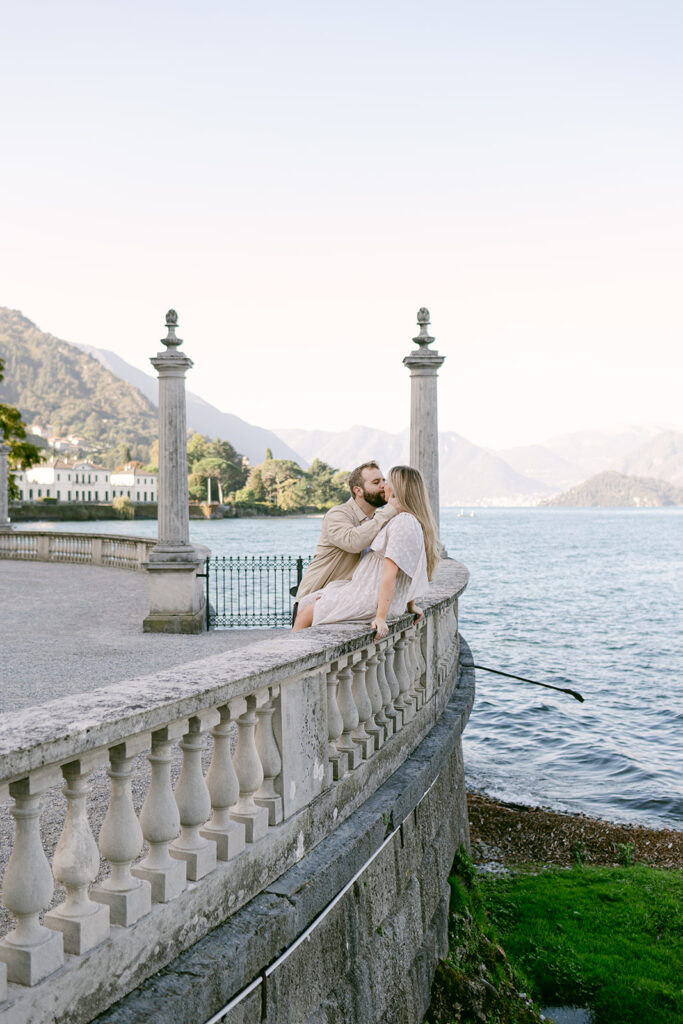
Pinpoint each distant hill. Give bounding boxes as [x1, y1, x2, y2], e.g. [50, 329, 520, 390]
[540, 471, 683, 507]
[616, 431, 683, 486]
[0, 307, 157, 451]
[76, 344, 306, 467]
[273, 425, 548, 504]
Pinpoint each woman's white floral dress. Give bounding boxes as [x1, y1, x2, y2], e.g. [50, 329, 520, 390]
[299, 512, 429, 625]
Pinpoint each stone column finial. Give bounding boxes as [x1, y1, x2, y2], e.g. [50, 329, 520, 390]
[0, 444, 11, 532]
[403, 308, 446, 541]
[143, 310, 208, 633]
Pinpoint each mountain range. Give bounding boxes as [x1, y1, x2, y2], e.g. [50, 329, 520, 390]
[272, 424, 683, 505]
[2, 305, 682, 504]
[0, 307, 304, 466]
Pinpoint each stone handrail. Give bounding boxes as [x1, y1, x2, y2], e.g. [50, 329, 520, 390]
[0, 530, 155, 571]
[0, 559, 469, 1023]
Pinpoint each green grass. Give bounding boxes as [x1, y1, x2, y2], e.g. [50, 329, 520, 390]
[425, 848, 545, 1023]
[480, 863, 683, 1024]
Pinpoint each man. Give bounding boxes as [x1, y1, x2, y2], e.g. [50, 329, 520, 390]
[294, 461, 398, 611]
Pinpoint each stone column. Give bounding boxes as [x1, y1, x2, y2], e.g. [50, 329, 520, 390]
[402, 308, 445, 534]
[0, 444, 11, 531]
[143, 310, 207, 633]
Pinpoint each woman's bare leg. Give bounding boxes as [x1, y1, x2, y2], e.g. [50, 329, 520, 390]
[292, 602, 315, 632]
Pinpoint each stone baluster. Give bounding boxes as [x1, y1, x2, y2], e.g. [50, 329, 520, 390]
[91, 740, 152, 927]
[255, 688, 284, 825]
[413, 622, 428, 705]
[350, 655, 375, 759]
[335, 664, 362, 769]
[363, 650, 385, 749]
[0, 772, 64, 986]
[436, 607, 448, 685]
[386, 634, 406, 726]
[201, 706, 246, 860]
[230, 694, 269, 842]
[45, 758, 110, 953]
[383, 637, 403, 731]
[406, 627, 423, 710]
[375, 645, 395, 739]
[170, 712, 219, 879]
[132, 722, 189, 901]
[394, 633, 416, 722]
[325, 664, 349, 781]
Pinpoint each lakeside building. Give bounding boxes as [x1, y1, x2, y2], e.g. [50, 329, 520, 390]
[13, 459, 157, 503]
[110, 462, 157, 503]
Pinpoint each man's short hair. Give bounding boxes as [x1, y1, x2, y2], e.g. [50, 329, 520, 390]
[348, 461, 380, 496]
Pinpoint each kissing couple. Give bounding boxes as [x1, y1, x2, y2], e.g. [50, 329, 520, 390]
[292, 462, 440, 640]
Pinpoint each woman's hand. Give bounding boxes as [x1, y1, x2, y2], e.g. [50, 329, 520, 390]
[407, 601, 424, 623]
[372, 616, 389, 640]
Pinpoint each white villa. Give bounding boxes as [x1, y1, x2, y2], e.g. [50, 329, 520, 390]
[13, 460, 157, 504]
[110, 463, 157, 503]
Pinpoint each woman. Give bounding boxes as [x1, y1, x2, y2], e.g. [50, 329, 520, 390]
[292, 465, 441, 638]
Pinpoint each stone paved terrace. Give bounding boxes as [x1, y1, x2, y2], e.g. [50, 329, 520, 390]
[0, 560, 282, 714]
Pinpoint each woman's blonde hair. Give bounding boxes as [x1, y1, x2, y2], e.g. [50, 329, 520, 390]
[387, 465, 441, 579]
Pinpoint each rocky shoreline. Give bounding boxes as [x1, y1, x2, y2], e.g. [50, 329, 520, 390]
[467, 791, 682, 871]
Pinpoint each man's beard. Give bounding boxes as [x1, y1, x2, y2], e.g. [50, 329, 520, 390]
[363, 489, 387, 508]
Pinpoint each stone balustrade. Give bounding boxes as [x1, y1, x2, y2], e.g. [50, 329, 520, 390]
[0, 531, 156, 571]
[0, 558, 470, 1024]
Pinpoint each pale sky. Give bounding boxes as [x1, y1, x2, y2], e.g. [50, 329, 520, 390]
[2, 0, 681, 449]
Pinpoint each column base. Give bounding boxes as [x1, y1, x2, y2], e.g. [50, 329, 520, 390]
[230, 806, 269, 843]
[328, 750, 349, 782]
[384, 709, 399, 736]
[200, 819, 246, 861]
[367, 723, 384, 750]
[0, 928, 63, 986]
[337, 738, 363, 770]
[170, 839, 217, 881]
[44, 902, 110, 955]
[143, 608, 206, 634]
[91, 878, 151, 927]
[352, 729, 376, 760]
[132, 857, 187, 903]
[254, 795, 284, 826]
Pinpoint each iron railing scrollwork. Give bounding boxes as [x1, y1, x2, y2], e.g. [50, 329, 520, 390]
[203, 554, 312, 628]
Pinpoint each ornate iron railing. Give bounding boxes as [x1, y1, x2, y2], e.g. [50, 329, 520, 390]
[204, 554, 313, 628]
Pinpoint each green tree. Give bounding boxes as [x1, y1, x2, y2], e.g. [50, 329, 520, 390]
[259, 453, 305, 507]
[0, 357, 42, 499]
[306, 459, 348, 508]
[186, 433, 247, 502]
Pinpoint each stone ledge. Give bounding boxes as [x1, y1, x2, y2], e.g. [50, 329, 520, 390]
[0, 560, 468, 782]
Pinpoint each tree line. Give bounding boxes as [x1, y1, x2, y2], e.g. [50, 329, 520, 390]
[183, 437, 349, 513]
[2, 370, 350, 513]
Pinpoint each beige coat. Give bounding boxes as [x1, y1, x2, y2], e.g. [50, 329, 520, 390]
[295, 497, 397, 600]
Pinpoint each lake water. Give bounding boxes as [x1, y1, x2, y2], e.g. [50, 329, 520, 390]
[17, 508, 683, 831]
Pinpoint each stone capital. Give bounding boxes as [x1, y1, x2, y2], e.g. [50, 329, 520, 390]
[150, 352, 194, 377]
[403, 351, 445, 374]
